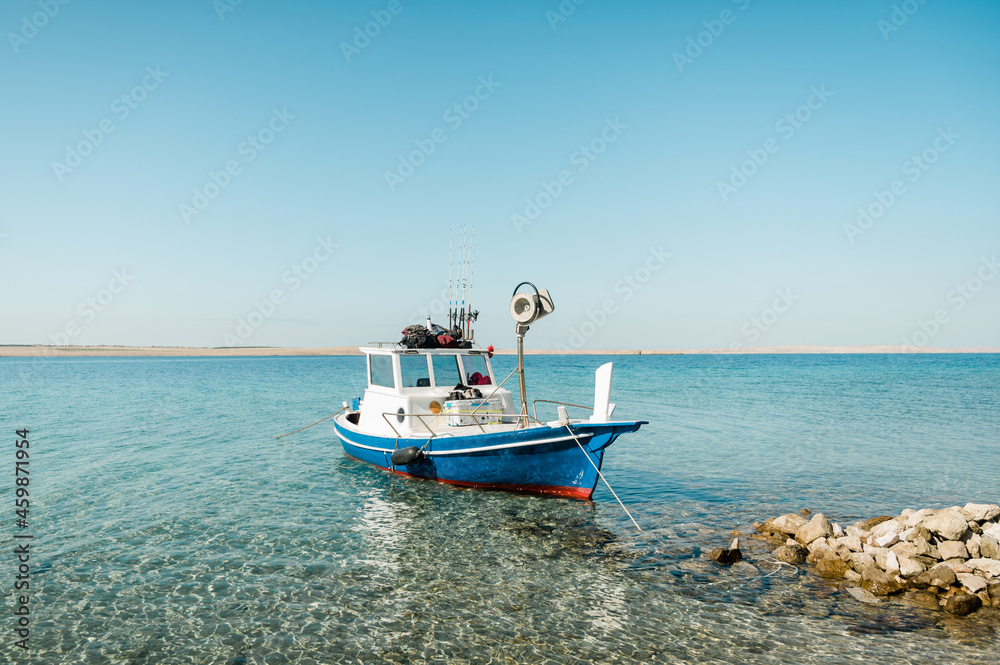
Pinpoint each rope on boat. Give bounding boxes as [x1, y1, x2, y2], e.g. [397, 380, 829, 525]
[275, 406, 346, 440]
[562, 424, 642, 532]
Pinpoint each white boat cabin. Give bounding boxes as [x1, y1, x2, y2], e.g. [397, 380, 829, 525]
[353, 347, 516, 438]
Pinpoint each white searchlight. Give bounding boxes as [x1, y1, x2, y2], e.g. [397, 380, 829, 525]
[509, 283, 554, 426]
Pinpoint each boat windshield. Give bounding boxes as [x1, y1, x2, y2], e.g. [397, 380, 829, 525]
[400, 354, 431, 387]
[370, 355, 394, 388]
[462, 354, 492, 386]
[432, 354, 461, 387]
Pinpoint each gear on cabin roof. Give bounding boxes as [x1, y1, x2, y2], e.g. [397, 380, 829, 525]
[400, 323, 471, 349]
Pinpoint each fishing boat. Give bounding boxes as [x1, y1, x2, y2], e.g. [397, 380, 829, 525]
[332, 272, 647, 500]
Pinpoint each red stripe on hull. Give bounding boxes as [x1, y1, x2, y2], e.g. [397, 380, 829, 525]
[343, 453, 595, 500]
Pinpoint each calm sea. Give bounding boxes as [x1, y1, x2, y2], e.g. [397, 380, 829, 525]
[2, 354, 998, 663]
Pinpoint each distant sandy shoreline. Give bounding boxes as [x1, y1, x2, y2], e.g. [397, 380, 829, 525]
[2, 345, 999, 358]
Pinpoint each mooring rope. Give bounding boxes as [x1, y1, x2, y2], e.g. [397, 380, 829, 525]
[562, 423, 642, 532]
[275, 406, 346, 440]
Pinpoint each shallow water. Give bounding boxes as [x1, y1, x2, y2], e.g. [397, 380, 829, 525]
[2, 354, 998, 663]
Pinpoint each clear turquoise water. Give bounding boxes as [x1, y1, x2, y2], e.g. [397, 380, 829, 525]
[2, 354, 998, 663]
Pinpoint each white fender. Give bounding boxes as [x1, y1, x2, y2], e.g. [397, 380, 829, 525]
[590, 362, 613, 423]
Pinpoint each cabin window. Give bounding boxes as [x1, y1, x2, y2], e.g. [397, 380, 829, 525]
[369, 355, 395, 388]
[461, 354, 492, 386]
[432, 355, 461, 387]
[400, 354, 431, 388]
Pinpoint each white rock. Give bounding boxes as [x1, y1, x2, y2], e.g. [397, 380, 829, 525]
[983, 522, 1000, 540]
[862, 543, 877, 555]
[870, 519, 904, 539]
[850, 552, 876, 573]
[875, 533, 899, 548]
[885, 551, 900, 574]
[938, 540, 969, 560]
[940, 560, 973, 574]
[840, 535, 863, 552]
[832, 523, 845, 538]
[771, 513, 809, 535]
[957, 573, 988, 593]
[964, 533, 982, 559]
[907, 508, 934, 526]
[960, 503, 1000, 523]
[807, 537, 829, 554]
[898, 555, 925, 578]
[786, 537, 797, 546]
[901, 508, 915, 519]
[873, 547, 890, 571]
[968, 558, 1000, 577]
[845, 525, 866, 538]
[845, 569, 862, 582]
[921, 509, 970, 541]
[899, 527, 914, 542]
[981, 534, 1000, 560]
[796, 513, 834, 544]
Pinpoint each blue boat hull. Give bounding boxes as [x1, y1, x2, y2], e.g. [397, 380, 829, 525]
[333, 417, 645, 500]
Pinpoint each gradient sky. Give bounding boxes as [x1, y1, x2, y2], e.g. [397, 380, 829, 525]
[2, 0, 998, 350]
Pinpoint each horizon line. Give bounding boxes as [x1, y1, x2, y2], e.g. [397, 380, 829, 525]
[2, 344, 1000, 358]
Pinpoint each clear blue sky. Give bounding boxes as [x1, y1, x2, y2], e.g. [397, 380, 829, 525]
[2, 0, 998, 350]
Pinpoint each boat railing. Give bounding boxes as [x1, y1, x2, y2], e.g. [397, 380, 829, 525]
[532, 399, 594, 422]
[379, 409, 542, 440]
[381, 412, 438, 439]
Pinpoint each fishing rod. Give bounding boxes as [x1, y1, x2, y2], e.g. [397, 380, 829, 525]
[459, 225, 468, 333]
[448, 231, 453, 330]
[458, 226, 465, 329]
[467, 230, 475, 339]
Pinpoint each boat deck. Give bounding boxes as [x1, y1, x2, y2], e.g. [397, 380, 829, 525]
[368, 416, 563, 440]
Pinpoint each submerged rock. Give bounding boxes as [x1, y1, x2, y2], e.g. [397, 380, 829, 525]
[731, 561, 760, 575]
[944, 593, 982, 616]
[815, 554, 850, 579]
[846, 586, 881, 605]
[910, 564, 957, 589]
[746, 504, 997, 619]
[861, 567, 903, 596]
[709, 538, 742, 566]
[774, 543, 808, 565]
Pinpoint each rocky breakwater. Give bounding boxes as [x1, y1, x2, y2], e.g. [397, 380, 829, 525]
[754, 503, 1000, 617]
